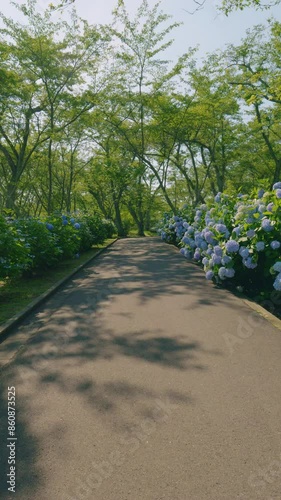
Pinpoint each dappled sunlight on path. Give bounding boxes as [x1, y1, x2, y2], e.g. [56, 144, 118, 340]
[0, 238, 281, 500]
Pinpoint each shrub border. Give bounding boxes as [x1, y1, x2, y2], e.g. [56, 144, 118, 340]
[0, 238, 118, 340]
[165, 236, 281, 332]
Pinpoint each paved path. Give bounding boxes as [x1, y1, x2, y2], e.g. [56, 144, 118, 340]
[0, 238, 281, 500]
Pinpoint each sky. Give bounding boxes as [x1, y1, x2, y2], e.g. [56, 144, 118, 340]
[0, 0, 280, 62]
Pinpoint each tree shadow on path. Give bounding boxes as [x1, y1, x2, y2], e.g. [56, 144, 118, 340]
[0, 238, 226, 499]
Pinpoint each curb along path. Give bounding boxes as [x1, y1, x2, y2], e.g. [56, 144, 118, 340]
[0, 239, 117, 367]
[0, 237, 281, 500]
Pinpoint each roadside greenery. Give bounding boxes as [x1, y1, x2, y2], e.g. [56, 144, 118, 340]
[0, 0, 281, 238]
[0, 0, 280, 311]
[0, 213, 116, 280]
[0, 239, 115, 325]
[157, 184, 281, 300]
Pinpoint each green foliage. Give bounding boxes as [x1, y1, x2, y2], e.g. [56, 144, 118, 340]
[15, 218, 62, 271]
[219, 0, 280, 15]
[46, 216, 81, 259]
[0, 212, 114, 280]
[75, 213, 110, 250]
[158, 186, 281, 298]
[101, 219, 117, 239]
[0, 0, 281, 235]
[0, 216, 30, 279]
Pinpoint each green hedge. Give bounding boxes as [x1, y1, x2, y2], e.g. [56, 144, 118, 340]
[0, 212, 116, 280]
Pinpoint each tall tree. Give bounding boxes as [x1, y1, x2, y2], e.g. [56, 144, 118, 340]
[0, 0, 106, 213]
[225, 21, 281, 184]
[99, 0, 189, 227]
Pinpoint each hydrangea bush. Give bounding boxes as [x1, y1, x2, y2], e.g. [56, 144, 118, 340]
[0, 216, 30, 279]
[157, 185, 281, 298]
[45, 215, 81, 259]
[0, 213, 116, 280]
[14, 218, 62, 271]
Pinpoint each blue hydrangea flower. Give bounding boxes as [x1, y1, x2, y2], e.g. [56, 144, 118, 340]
[273, 273, 281, 291]
[232, 226, 241, 236]
[247, 229, 255, 238]
[204, 231, 215, 244]
[276, 189, 281, 199]
[200, 241, 208, 251]
[183, 222, 189, 229]
[239, 247, 250, 259]
[214, 192, 221, 203]
[226, 240, 239, 253]
[205, 270, 214, 280]
[62, 219, 68, 226]
[273, 182, 281, 190]
[221, 255, 232, 265]
[183, 249, 191, 259]
[270, 241, 280, 250]
[273, 262, 281, 272]
[258, 204, 266, 214]
[225, 268, 235, 278]
[70, 218, 75, 224]
[261, 218, 273, 232]
[182, 236, 190, 245]
[216, 223, 228, 234]
[74, 223, 80, 229]
[212, 254, 222, 265]
[218, 267, 226, 279]
[194, 251, 201, 261]
[202, 257, 209, 266]
[257, 189, 265, 199]
[195, 235, 203, 245]
[267, 202, 274, 212]
[256, 241, 265, 252]
[46, 223, 54, 231]
[214, 245, 223, 256]
[243, 257, 257, 269]
[246, 217, 254, 224]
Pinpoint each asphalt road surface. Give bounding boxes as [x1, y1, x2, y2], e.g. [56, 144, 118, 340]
[0, 238, 281, 500]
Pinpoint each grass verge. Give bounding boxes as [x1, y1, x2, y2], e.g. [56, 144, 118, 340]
[0, 239, 116, 326]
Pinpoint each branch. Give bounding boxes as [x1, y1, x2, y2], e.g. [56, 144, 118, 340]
[183, 0, 207, 15]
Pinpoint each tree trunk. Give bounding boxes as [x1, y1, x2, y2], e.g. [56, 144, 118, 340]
[127, 202, 145, 237]
[5, 177, 17, 212]
[114, 201, 126, 237]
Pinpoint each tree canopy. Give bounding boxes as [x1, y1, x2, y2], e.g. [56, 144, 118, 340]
[0, 0, 280, 235]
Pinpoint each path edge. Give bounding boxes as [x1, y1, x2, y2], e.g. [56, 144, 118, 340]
[166, 240, 281, 332]
[0, 238, 118, 339]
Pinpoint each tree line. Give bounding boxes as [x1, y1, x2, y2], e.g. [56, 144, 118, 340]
[0, 0, 280, 235]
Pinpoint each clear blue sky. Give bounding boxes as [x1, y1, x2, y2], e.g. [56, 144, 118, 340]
[1, 0, 280, 61]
